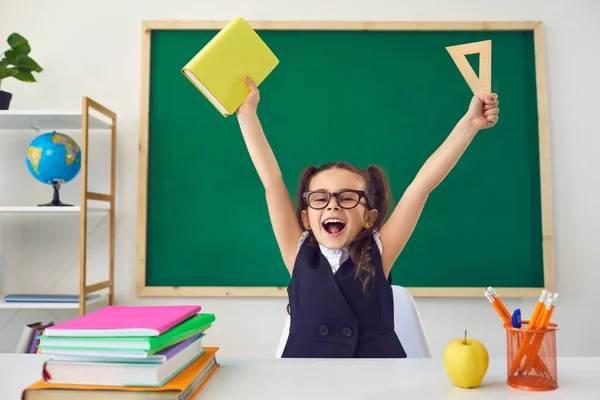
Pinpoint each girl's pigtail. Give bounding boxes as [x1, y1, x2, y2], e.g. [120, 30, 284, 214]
[351, 165, 393, 295]
[295, 165, 317, 227]
[366, 165, 392, 228]
[295, 165, 319, 247]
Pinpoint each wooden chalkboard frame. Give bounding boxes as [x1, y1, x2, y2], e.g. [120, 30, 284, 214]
[136, 20, 553, 298]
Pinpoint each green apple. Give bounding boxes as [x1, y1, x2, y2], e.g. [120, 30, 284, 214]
[443, 330, 489, 388]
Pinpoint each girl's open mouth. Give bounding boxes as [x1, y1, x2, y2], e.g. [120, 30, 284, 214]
[322, 218, 346, 236]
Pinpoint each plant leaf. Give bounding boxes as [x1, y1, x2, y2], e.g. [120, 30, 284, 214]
[16, 54, 42, 72]
[4, 50, 18, 65]
[12, 43, 32, 55]
[0, 66, 19, 80]
[7, 33, 29, 50]
[0, 58, 8, 67]
[14, 70, 36, 82]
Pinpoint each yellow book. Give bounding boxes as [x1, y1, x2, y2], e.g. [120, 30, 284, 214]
[182, 16, 279, 117]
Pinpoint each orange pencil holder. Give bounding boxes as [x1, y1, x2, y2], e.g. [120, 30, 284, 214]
[504, 320, 559, 391]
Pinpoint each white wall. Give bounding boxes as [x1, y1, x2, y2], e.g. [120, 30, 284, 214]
[1, 0, 599, 358]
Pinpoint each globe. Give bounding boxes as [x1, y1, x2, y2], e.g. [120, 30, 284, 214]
[25, 131, 81, 206]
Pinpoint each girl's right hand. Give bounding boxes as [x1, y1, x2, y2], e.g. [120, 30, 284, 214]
[237, 76, 260, 116]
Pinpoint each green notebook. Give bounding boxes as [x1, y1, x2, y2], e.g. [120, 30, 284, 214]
[37, 313, 215, 356]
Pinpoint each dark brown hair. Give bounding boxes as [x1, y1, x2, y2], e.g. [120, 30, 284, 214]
[295, 162, 392, 295]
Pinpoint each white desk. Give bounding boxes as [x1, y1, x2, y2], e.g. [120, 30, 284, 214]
[1, 354, 597, 399]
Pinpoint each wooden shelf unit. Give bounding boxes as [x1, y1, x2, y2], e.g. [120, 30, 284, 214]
[0, 96, 117, 316]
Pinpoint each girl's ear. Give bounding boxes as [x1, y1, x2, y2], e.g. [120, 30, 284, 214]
[301, 210, 311, 230]
[364, 209, 378, 229]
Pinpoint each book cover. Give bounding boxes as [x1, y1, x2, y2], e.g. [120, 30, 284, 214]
[182, 16, 279, 117]
[44, 305, 201, 337]
[15, 322, 42, 353]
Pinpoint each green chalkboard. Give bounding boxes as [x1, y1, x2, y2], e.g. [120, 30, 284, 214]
[136, 21, 553, 297]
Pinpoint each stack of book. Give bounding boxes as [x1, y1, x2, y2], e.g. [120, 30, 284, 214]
[21, 305, 219, 399]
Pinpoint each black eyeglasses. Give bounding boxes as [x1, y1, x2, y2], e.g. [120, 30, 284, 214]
[302, 189, 369, 210]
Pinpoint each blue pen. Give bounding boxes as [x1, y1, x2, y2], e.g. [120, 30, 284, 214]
[512, 308, 521, 328]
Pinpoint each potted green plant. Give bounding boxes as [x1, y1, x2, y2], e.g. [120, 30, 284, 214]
[0, 33, 43, 110]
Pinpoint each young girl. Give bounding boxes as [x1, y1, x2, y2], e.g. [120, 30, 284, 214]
[235, 76, 499, 358]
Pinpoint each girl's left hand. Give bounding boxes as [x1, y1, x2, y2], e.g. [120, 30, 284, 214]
[464, 93, 499, 130]
[237, 76, 260, 116]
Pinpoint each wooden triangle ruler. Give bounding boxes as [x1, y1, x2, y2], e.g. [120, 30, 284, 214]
[446, 40, 491, 95]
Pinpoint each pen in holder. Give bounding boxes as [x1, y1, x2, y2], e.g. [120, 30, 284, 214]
[504, 320, 559, 391]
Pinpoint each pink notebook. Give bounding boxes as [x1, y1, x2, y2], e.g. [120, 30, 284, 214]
[44, 305, 201, 337]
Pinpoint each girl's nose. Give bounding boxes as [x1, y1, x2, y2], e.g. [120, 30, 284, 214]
[327, 196, 341, 210]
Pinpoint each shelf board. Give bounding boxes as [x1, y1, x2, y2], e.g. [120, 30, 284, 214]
[0, 294, 106, 309]
[0, 110, 112, 131]
[0, 206, 109, 214]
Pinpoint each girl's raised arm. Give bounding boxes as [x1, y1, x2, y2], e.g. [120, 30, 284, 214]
[235, 77, 302, 274]
[378, 93, 500, 275]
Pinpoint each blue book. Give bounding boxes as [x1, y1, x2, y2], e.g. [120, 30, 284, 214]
[3, 294, 100, 303]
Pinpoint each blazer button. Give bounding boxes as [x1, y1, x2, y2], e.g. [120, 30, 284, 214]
[341, 327, 353, 338]
[319, 325, 329, 336]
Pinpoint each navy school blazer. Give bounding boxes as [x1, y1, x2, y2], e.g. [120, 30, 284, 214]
[282, 235, 407, 358]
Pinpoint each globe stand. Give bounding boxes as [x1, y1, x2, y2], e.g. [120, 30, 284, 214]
[38, 182, 72, 207]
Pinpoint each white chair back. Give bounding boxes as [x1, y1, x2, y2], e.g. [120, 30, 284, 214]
[391, 285, 432, 358]
[275, 313, 290, 358]
[275, 285, 432, 358]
